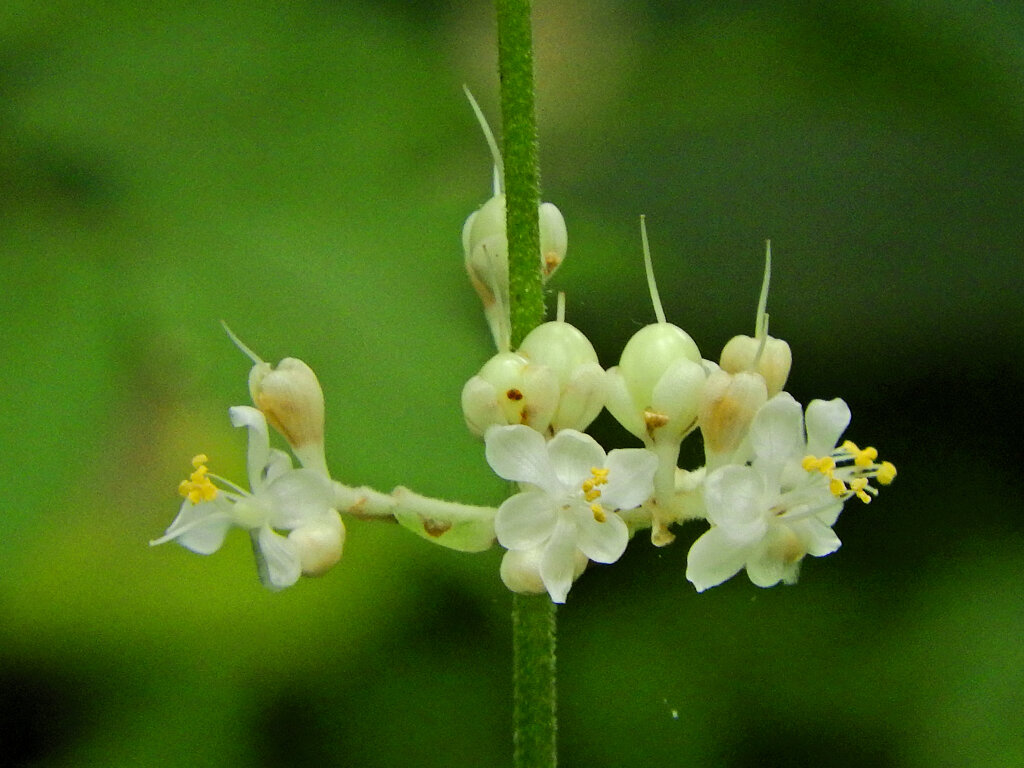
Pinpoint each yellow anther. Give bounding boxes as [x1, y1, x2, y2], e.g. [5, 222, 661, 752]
[582, 467, 610, 502]
[849, 477, 871, 504]
[591, 504, 606, 523]
[841, 440, 860, 454]
[802, 455, 834, 475]
[828, 476, 847, 497]
[179, 455, 218, 503]
[877, 460, 897, 485]
[853, 445, 878, 467]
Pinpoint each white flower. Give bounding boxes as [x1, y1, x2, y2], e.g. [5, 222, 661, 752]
[485, 424, 657, 603]
[151, 406, 343, 590]
[686, 392, 894, 591]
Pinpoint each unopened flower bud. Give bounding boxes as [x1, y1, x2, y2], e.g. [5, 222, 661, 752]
[463, 194, 511, 352]
[461, 351, 559, 436]
[699, 368, 768, 463]
[539, 202, 568, 280]
[720, 334, 792, 397]
[463, 196, 570, 352]
[518, 318, 605, 432]
[499, 546, 587, 596]
[288, 511, 345, 577]
[606, 323, 705, 443]
[248, 358, 327, 474]
[720, 240, 792, 396]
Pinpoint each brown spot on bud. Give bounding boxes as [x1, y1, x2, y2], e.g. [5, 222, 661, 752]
[506, 388, 524, 401]
[422, 518, 453, 537]
[643, 409, 669, 430]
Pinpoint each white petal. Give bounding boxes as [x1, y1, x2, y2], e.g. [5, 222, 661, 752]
[685, 526, 750, 592]
[484, 424, 558, 491]
[264, 468, 335, 529]
[804, 398, 851, 456]
[749, 393, 804, 470]
[546, 429, 605, 488]
[788, 516, 842, 558]
[703, 465, 768, 544]
[150, 499, 234, 554]
[229, 406, 272, 491]
[261, 449, 294, 485]
[745, 534, 790, 588]
[539, 520, 578, 603]
[175, 515, 234, 554]
[600, 448, 657, 510]
[814, 499, 845, 528]
[252, 527, 301, 590]
[574, 507, 629, 564]
[494, 490, 558, 551]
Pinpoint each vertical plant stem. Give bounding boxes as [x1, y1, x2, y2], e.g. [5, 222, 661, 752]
[496, 1, 557, 767]
[512, 594, 557, 767]
[497, 0, 544, 349]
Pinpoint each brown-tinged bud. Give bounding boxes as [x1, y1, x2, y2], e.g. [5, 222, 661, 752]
[248, 358, 327, 474]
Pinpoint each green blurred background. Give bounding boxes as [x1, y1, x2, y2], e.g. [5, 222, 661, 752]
[2, 1, 1021, 765]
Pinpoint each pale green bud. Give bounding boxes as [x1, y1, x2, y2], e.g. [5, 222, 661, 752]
[462, 195, 570, 352]
[463, 194, 511, 351]
[606, 323, 705, 443]
[720, 334, 792, 397]
[461, 351, 559, 436]
[538, 202, 568, 280]
[518, 320, 606, 432]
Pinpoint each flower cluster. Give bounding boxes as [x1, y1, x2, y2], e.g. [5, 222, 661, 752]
[152, 97, 895, 604]
[461, 216, 895, 601]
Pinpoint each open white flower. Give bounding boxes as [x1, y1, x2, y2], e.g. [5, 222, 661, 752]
[485, 424, 657, 603]
[686, 392, 895, 591]
[151, 406, 343, 590]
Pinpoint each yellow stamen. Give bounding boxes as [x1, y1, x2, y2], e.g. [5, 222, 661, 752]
[849, 477, 871, 504]
[178, 455, 218, 503]
[581, 467, 610, 504]
[877, 461, 897, 485]
[853, 445, 878, 467]
[591, 504, 606, 523]
[802, 455, 835, 475]
[829, 476, 847, 497]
